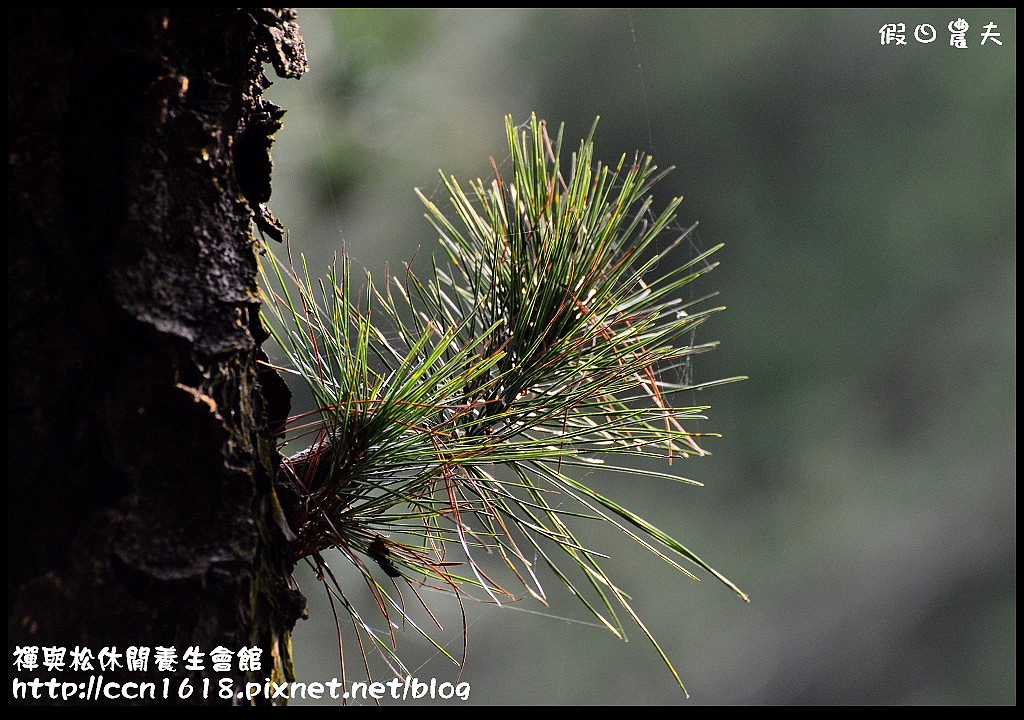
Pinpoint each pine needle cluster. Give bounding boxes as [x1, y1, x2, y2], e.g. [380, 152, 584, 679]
[259, 114, 746, 694]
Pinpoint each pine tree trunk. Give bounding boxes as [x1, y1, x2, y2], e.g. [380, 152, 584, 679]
[8, 8, 307, 705]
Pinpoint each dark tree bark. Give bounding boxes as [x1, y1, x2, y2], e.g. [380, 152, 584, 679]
[9, 8, 307, 705]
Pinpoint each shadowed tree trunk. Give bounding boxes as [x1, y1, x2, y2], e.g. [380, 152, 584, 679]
[9, 8, 307, 705]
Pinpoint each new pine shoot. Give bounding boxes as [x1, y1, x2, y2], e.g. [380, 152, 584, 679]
[259, 114, 747, 696]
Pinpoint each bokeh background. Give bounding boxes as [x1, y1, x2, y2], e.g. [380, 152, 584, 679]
[264, 9, 1015, 704]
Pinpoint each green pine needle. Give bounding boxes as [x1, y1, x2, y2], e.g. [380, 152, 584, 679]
[259, 113, 746, 697]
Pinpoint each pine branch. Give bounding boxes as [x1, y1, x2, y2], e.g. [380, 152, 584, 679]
[259, 113, 746, 696]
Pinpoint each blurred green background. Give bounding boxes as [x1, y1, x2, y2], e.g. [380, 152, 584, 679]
[265, 9, 1015, 704]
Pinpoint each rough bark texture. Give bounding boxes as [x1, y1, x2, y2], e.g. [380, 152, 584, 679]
[8, 8, 307, 705]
